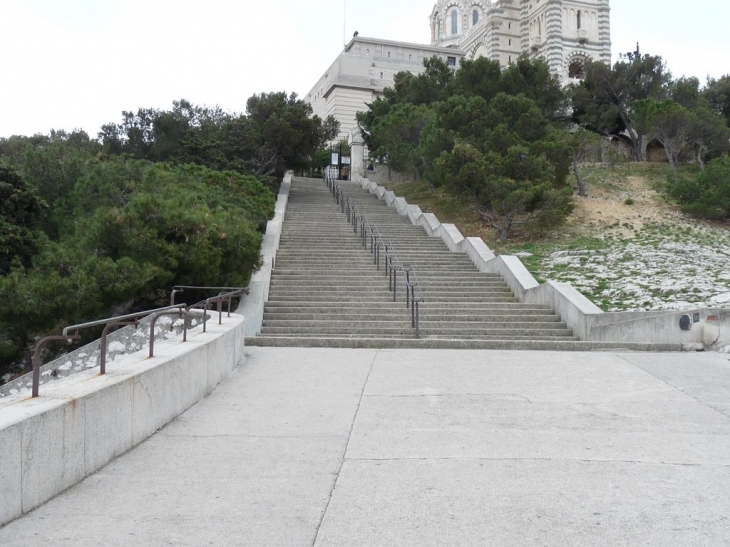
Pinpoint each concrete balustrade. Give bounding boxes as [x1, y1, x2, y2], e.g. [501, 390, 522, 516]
[353, 174, 730, 350]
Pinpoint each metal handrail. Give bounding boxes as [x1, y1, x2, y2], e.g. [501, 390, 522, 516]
[31, 288, 247, 398]
[325, 176, 425, 338]
[170, 285, 246, 306]
[32, 304, 184, 397]
[184, 289, 246, 336]
[406, 266, 425, 339]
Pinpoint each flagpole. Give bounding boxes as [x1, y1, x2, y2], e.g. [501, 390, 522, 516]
[343, 0, 346, 47]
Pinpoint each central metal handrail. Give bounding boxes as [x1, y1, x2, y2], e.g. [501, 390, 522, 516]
[323, 171, 425, 338]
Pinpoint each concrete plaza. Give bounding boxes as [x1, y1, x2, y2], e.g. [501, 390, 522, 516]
[2, 347, 730, 546]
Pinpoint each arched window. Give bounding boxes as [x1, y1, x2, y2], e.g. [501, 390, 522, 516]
[577, 10, 581, 29]
[437, 18, 441, 39]
[473, 10, 479, 26]
[569, 60, 585, 79]
[451, 10, 458, 34]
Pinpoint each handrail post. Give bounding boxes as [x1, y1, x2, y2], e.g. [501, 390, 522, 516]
[393, 270, 397, 301]
[100, 320, 138, 375]
[31, 335, 80, 397]
[411, 289, 415, 328]
[149, 310, 186, 358]
[203, 300, 210, 332]
[170, 288, 183, 306]
[415, 302, 420, 339]
[406, 271, 411, 308]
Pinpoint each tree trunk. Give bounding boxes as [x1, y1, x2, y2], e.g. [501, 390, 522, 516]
[697, 146, 706, 170]
[573, 156, 587, 197]
[618, 109, 645, 162]
[662, 143, 677, 175]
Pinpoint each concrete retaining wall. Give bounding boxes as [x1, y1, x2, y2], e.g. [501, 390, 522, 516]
[237, 174, 290, 337]
[352, 174, 730, 350]
[0, 174, 294, 528]
[0, 313, 246, 527]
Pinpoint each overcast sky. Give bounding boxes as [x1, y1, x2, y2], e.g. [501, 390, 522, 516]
[0, 0, 728, 139]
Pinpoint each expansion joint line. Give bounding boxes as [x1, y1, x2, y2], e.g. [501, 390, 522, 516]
[618, 355, 730, 423]
[311, 353, 377, 546]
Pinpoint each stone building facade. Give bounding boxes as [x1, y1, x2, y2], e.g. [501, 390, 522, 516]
[431, 0, 611, 84]
[307, 37, 466, 141]
[306, 0, 611, 142]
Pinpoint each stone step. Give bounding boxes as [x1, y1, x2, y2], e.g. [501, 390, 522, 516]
[263, 313, 562, 322]
[263, 300, 547, 309]
[244, 336, 682, 351]
[254, 177, 590, 348]
[258, 325, 574, 336]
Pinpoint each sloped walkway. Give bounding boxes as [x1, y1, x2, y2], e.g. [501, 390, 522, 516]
[3, 347, 730, 546]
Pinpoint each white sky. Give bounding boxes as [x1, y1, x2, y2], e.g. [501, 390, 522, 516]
[0, 0, 728, 139]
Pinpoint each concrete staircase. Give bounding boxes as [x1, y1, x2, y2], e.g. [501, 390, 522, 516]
[244, 178, 662, 350]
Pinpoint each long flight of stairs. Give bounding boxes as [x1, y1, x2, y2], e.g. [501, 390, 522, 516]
[244, 177, 664, 350]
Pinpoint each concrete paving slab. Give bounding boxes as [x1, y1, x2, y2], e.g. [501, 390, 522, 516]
[3, 347, 730, 546]
[619, 351, 730, 406]
[347, 395, 730, 464]
[366, 349, 688, 403]
[162, 347, 374, 437]
[315, 459, 730, 547]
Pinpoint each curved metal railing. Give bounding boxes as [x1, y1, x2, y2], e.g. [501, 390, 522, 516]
[30, 287, 246, 398]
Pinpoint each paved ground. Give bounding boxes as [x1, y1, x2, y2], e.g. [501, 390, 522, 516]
[2, 347, 730, 546]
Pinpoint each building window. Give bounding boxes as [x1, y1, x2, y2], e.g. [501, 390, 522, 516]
[508, 22, 511, 29]
[447, 56, 457, 67]
[473, 10, 479, 25]
[387, 51, 391, 58]
[577, 10, 581, 29]
[509, 39, 512, 46]
[451, 10, 458, 34]
[409, 53, 412, 60]
[380, 72, 383, 79]
[365, 48, 369, 56]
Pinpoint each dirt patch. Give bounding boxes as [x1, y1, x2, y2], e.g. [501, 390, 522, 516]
[566, 175, 686, 238]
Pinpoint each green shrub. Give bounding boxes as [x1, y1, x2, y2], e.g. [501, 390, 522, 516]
[668, 156, 730, 219]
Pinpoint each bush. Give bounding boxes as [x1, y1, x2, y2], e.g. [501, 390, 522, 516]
[668, 156, 730, 219]
[0, 159, 275, 374]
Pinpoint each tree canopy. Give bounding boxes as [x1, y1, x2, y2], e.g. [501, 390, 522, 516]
[359, 55, 573, 240]
[1, 94, 330, 378]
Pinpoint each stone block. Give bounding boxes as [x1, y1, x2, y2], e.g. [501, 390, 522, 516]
[84, 378, 133, 475]
[461, 237, 496, 271]
[164, 346, 208, 420]
[418, 213, 440, 236]
[21, 400, 86, 513]
[436, 223, 464, 252]
[407, 205, 422, 225]
[131, 364, 168, 446]
[0, 422, 22, 525]
[206, 333, 226, 393]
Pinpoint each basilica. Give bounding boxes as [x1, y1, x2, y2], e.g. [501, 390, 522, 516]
[430, 0, 611, 81]
[307, 0, 612, 141]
